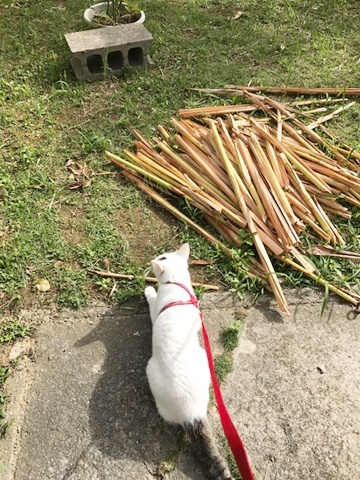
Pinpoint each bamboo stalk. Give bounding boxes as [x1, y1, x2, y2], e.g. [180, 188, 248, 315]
[341, 193, 360, 209]
[211, 124, 288, 310]
[277, 109, 282, 142]
[106, 151, 183, 194]
[307, 102, 356, 129]
[305, 245, 360, 262]
[154, 138, 237, 205]
[211, 122, 288, 310]
[170, 118, 209, 153]
[292, 205, 331, 242]
[234, 140, 267, 219]
[265, 139, 285, 188]
[107, 92, 360, 311]
[225, 85, 360, 96]
[286, 190, 311, 214]
[249, 118, 332, 193]
[314, 198, 345, 246]
[289, 247, 317, 273]
[132, 151, 188, 187]
[320, 204, 352, 219]
[123, 169, 234, 255]
[210, 120, 250, 215]
[179, 104, 259, 118]
[174, 135, 230, 188]
[237, 186, 289, 314]
[157, 124, 172, 142]
[248, 135, 298, 247]
[250, 132, 296, 223]
[304, 161, 360, 192]
[216, 119, 265, 218]
[237, 136, 290, 245]
[285, 163, 336, 241]
[316, 195, 349, 214]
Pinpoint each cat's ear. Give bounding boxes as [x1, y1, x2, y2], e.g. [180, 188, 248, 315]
[151, 260, 164, 277]
[177, 243, 190, 261]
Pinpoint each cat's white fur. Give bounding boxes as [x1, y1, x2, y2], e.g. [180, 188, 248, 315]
[145, 243, 210, 425]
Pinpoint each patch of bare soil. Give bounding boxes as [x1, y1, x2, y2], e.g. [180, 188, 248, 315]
[117, 203, 224, 288]
[117, 204, 179, 263]
[59, 205, 86, 246]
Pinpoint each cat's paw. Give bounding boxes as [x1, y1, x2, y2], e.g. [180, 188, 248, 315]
[144, 286, 157, 302]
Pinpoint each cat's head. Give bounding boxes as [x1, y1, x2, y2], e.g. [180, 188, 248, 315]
[151, 243, 190, 284]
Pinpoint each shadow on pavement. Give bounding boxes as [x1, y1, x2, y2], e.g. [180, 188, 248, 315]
[75, 301, 184, 468]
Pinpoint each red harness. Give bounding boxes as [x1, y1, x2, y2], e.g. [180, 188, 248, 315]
[158, 282, 200, 315]
[159, 282, 255, 480]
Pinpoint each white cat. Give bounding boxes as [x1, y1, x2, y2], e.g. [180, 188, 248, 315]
[145, 243, 233, 480]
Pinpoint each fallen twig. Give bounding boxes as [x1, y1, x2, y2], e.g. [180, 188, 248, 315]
[225, 85, 360, 96]
[305, 245, 360, 262]
[307, 102, 356, 129]
[88, 269, 220, 291]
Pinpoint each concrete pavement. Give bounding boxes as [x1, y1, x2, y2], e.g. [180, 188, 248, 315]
[1, 289, 359, 479]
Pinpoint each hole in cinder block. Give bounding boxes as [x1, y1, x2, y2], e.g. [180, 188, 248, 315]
[107, 50, 124, 71]
[128, 47, 144, 67]
[87, 54, 103, 74]
[71, 57, 84, 79]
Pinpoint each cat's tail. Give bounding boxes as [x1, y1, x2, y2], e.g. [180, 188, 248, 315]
[184, 419, 234, 480]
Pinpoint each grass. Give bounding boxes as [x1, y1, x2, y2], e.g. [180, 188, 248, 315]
[0, 318, 33, 437]
[0, 0, 359, 311]
[215, 319, 243, 382]
[0, 319, 33, 344]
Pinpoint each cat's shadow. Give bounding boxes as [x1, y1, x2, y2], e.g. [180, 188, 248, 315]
[75, 299, 204, 478]
[75, 300, 180, 462]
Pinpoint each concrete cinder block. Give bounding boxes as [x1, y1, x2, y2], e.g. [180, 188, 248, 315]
[64, 24, 153, 81]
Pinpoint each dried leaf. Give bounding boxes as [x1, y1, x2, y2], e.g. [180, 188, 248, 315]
[83, 163, 91, 179]
[68, 181, 83, 190]
[102, 258, 110, 270]
[68, 165, 83, 176]
[233, 10, 244, 20]
[36, 278, 51, 292]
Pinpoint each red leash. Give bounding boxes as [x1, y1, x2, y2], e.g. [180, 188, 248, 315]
[160, 283, 255, 480]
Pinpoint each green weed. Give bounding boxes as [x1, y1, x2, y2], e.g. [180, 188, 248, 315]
[0, 319, 33, 437]
[215, 319, 243, 383]
[214, 355, 234, 384]
[221, 320, 242, 352]
[0, 320, 33, 343]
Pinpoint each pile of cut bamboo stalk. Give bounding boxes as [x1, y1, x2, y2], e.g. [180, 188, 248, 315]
[106, 89, 360, 314]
